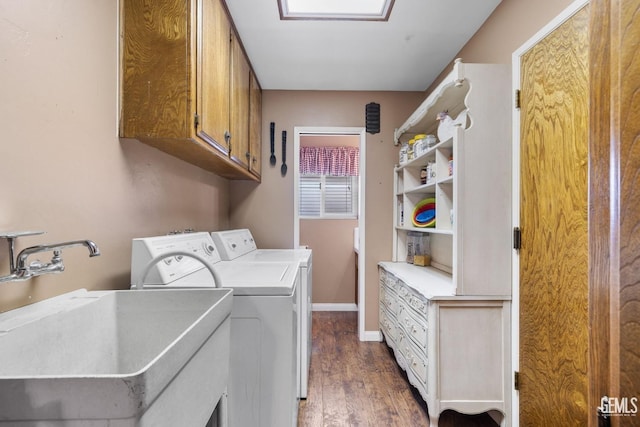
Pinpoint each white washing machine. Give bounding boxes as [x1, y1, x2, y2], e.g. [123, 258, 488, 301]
[210, 229, 313, 399]
[131, 232, 299, 427]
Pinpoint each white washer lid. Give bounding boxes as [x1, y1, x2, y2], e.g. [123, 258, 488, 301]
[233, 249, 312, 267]
[141, 261, 298, 296]
[214, 261, 298, 296]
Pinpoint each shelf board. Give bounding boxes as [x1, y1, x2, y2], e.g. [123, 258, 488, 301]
[395, 225, 453, 235]
[437, 176, 453, 185]
[378, 262, 454, 298]
[405, 182, 437, 194]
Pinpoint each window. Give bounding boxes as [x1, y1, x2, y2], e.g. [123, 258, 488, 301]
[299, 175, 359, 218]
[278, 0, 394, 21]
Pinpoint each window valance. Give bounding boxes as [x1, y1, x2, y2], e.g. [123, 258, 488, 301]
[299, 146, 359, 176]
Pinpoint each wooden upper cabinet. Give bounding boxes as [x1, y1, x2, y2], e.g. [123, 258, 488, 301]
[120, 0, 191, 139]
[249, 72, 262, 177]
[120, 0, 262, 181]
[198, 0, 231, 155]
[229, 32, 250, 170]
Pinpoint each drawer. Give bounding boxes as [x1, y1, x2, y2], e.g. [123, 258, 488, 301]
[379, 306, 397, 343]
[396, 328, 413, 363]
[387, 274, 401, 294]
[407, 292, 428, 317]
[408, 346, 428, 387]
[397, 303, 428, 351]
[397, 284, 428, 317]
[397, 329, 428, 388]
[380, 286, 399, 316]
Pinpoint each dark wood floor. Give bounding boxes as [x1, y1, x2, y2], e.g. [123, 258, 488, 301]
[298, 311, 500, 427]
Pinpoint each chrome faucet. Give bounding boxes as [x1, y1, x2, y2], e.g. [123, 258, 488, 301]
[0, 232, 100, 283]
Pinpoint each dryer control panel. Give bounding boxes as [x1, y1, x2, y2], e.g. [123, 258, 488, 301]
[210, 229, 257, 260]
[131, 232, 221, 286]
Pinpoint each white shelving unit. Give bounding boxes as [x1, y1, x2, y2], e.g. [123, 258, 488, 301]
[380, 60, 513, 426]
[392, 59, 512, 297]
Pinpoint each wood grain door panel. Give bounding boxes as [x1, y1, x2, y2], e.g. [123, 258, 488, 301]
[519, 5, 590, 426]
[249, 72, 262, 177]
[230, 33, 250, 168]
[198, 0, 230, 153]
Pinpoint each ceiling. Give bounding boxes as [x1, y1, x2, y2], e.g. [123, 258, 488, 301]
[224, 0, 502, 91]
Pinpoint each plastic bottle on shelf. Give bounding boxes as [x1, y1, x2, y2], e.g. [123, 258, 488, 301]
[406, 233, 415, 264]
[413, 134, 426, 157]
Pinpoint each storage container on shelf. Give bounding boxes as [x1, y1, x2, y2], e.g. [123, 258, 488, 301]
[413, 134, 427, 158]
[407, 138, 416, 161]
[399, 142, 409, 164]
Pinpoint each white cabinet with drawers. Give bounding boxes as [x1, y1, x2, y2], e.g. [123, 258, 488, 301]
[379, 263, 511, 427]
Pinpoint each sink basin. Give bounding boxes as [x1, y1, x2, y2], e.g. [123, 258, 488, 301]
[0, 288, 233, 426]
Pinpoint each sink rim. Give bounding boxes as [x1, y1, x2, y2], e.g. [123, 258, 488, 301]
[0, 287, 233, 421]
[0, 288, 233, 379]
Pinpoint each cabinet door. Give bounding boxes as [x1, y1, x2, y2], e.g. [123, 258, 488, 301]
[198, 0, 230, 154]
[249, 71, 262, 177]
[121, 0, 191, 139]
[229, 32, 250, 169]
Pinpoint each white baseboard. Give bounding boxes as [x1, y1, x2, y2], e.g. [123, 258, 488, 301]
[361, 330, 383, 342]
[312, 303, 358, 311]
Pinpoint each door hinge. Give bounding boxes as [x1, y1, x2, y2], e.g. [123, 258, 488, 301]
[194, 113, 200, 129]
[515, 89, 521, 109]
[514, 371, 520, 390]
[513, 227, 521, 250]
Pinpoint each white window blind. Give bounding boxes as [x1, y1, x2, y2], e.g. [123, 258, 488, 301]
[324, 176, 355, 214]
[299, 175, 322, 217]
[299, 175, 358, 218]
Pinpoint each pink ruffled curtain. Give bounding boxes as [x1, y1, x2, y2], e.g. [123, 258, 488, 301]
[299, 146, 360, 176]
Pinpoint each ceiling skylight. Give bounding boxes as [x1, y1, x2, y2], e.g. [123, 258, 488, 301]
[278, 0, 394, 21]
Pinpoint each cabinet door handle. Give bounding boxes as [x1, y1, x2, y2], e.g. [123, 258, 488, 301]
[225, 131, 231, 153]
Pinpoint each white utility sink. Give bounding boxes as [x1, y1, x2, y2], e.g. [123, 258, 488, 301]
[0, 288, 233, 426]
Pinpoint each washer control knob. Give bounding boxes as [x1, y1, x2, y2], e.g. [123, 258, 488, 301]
[202, 243, 215, 255]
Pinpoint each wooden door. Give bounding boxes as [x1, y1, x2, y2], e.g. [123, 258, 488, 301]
[198, 0, 230, 153]
[589, 0, 640, 425]
[229, 32, 250, 169]
[518, 5, 590, 425]
[249, 72, 262, 177]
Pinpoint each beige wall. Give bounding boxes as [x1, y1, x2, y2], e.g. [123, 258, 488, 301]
[428, 0, 575, 92]
[0, 1, 229, 312]
[300, 219, 358, 304]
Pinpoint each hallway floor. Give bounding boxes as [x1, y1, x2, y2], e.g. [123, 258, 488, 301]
[298, 311, 500, 427]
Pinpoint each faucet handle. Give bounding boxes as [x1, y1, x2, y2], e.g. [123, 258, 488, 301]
[29, 259, 46, 269]
[51, 250, 63, 264]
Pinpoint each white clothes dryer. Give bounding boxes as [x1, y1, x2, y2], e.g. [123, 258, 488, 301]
[131, 232, 299, 427]
[210, 228, 313, 399]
